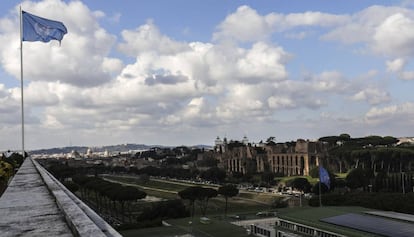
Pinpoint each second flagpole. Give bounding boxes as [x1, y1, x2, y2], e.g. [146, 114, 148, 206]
[19, 6, 25, 158]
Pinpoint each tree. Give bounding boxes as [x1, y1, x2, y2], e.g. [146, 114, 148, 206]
[289, 178, 312, 193]
[178, 186, 218, 217]
[197, 188, 218, 216]
[266, 137, 276, 145]
[312, 181, 329, 194]
[309, 167, 336, 190]
[137, 199, 189, 221]
[116, 186, 146, 222]
[72, 175, 91, 198]
[200, 167, 226, 183]
[47, 164, 75, 182]
[339, 133, 351, 141]
[105, 184, 124, 219]
[139, 174, 150, 184]
[6, 152, 24, 167]
[218, 184, 239, 217]
[261, 171, 275, 186]
[346, 168, 371, 190]
[197, 157, 218, 167]
[63, 181, 79, 193]
[309, 167, 319, 178]
[178, 186, 201, 219]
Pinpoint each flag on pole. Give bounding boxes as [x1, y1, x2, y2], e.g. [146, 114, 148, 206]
[22, 11, 67, 43]
[319, 166, 330, 189]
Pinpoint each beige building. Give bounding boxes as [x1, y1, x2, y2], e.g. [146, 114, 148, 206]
[214, 137, 266, 174]
[265, 139, 327, 176]
[215, 137, 328, 176]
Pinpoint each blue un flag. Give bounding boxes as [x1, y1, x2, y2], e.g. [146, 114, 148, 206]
[319, 166, 330, 189]
[22, 11, 67, 43]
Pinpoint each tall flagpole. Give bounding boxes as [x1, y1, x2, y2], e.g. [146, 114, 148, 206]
[19, 6, 25, 158]
[319, 175, 322, 207]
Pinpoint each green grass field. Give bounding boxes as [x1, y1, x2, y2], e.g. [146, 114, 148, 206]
[107, 175, 378, 237]
[120, 205, 380, 237]
[120, 216, 251, 237]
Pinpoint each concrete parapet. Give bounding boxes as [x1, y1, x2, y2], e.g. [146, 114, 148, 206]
[0, 157, 122, 237]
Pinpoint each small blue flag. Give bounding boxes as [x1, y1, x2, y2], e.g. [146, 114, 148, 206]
[22, 11, 67, 43]
[319, 166, 330, 189]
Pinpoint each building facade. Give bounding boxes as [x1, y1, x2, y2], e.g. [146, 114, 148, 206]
[215, 137, 328, 176]
[265, 139, 328, 176]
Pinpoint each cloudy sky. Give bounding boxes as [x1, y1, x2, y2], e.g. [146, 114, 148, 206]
[1, 0, 414, 150]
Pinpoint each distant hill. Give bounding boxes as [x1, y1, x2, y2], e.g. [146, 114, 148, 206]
[29, 143, 211, 155]
[30, 144, 154, 155]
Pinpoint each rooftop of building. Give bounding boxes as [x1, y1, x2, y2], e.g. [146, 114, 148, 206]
[0, 157, 121, 237]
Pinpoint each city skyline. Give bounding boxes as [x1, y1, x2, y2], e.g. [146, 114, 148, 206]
[1, 0, 414, 150]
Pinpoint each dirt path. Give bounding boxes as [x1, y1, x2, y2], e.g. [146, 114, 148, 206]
[102, 176, 178, 194]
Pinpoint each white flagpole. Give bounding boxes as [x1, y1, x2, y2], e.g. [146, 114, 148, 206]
[319, 176, 322, 207]
[19, 6, 25, 158]
[319, 166, 322, 207]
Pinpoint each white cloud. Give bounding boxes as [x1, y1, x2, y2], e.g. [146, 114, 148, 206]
[351, 88, 391, 105]
[213, 5, 348, 42]
[322, 6, 414, 60]
[102, 57, 124, 74]
[311, 71, 348, 92]
[282, 11, 349, 28]
[236, 42, 289, 82]
[1, 1, 412, 150]
[365, 102, 414, 124]
[118, 20, 190, 56]
[400, 71, 414, 80]
[0, 84, 19, 118]
[93, 10, 105, 18]
[373, 13, 414, 57]
[322, 6, 414, 44]
[25, 81, 60, 106]
[268, 96, 295, 109]
[386, 58, 406, 72]
[385, 58, 414, 80]
[109, 12, 121, 23]
[213, 5, 275, 42]
[0, 0, 118, 87]
[284, 31, 309, 40]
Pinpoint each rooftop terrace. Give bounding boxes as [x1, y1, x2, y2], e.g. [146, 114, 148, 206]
[0, 157, 121, 237]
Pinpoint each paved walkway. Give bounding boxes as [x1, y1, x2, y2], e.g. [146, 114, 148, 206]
[0, 157, 72, 237]
[0, 157, 121, 237]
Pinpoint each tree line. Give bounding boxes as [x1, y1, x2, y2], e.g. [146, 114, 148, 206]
[71, 175, 146, 223]
[178, 184, 239, 219]
[321, 134, 414, 173]
[0, 152, 25, 196]
[45, 162, 241, 230]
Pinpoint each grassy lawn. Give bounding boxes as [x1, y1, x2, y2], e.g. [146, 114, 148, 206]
[108, 174, 378, 237]
[105, 175, 189, 191]
[154, 216, 250, 237]
[105, 175, 389, 237]
[237, 192, 281, 204]
[104, 175, 279, 208]
[120, 217, 251, 237]
[104, 175, 275, 216]
[120, 205, 380, 237]
[120, 225, 187, 237]
[335, 172, 348, 179]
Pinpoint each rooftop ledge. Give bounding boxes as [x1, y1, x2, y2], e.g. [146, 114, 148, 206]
[0, 157, 121, 237]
